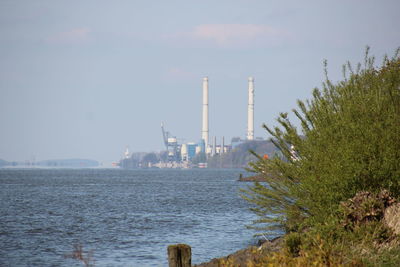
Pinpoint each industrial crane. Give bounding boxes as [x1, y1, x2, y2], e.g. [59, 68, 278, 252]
[160, 122, 181, 162]
[161, 122, 169, 150]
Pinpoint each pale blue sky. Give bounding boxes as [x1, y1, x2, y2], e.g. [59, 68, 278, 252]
[1, 0, 399, 164]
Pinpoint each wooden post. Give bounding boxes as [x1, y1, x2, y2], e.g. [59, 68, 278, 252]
[167, 244, 191, 267]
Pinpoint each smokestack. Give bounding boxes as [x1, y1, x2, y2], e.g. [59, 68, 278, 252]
[202, 77, 209, 149]
[212, 136, 216, 156]
[221, 136, 225, 154]
[247, 77, 254, 140]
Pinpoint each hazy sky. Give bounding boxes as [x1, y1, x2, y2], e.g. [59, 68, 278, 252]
[1, 0, 399, 164]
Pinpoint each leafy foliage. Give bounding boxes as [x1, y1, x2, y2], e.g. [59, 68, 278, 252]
[242, 48, 400, 233]
[236, 217, 399, 267]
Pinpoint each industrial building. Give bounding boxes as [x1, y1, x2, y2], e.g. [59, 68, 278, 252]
[118, 76, 262, 169]
[156, 76, 257, 168]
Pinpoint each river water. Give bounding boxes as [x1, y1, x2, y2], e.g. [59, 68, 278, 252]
[0, 168, 260, 267]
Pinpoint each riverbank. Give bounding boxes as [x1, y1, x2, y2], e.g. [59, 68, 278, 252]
[194, 237, 283, 266]
[191, 190, 400, 266]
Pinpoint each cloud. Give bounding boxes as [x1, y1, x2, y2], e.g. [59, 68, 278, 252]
[182, 24, 289, 48]
[46, 28, 91, 44]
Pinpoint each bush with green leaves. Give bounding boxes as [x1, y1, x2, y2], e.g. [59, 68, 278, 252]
[242, 48, 400, 234]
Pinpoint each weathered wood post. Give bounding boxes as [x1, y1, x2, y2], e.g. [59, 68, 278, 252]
[167, 244, 191, 267]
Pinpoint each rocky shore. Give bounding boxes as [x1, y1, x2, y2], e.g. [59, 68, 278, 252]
[194, 237, 282, 267]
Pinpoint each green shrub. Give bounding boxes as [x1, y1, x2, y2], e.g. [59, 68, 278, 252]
[285, 232, 302, 256]
[242, 47, 400, 233]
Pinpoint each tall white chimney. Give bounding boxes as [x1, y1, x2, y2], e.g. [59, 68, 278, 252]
[247, 77, 255, 140]
[202, 77, 209, 149]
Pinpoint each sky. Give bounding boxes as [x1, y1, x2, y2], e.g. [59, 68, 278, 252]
[0, 0, 399, 165]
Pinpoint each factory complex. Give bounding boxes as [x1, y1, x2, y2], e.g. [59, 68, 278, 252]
[154, 76, 258, 168]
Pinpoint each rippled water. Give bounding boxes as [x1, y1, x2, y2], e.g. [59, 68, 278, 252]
[0, 168, 259, 267]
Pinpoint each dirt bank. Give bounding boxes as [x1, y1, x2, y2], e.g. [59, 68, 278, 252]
[194, 237, 282, 267]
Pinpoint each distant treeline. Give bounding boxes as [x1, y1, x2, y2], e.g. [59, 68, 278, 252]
[0, 159, 13, 167]
[0, 158, 99, 168]
[119, 140, 280, 169]
[119, 152, 161, 169]
[207, 140, 280, 168]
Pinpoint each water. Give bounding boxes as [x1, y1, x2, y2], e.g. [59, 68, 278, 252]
[0, 168, 259, 267]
